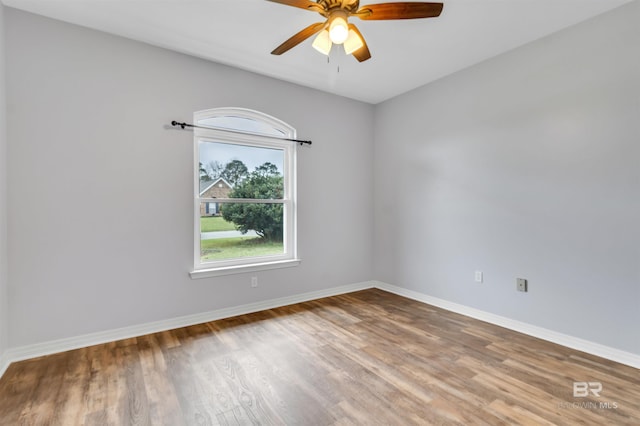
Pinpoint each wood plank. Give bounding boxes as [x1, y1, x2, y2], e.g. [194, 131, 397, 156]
[0, 289, 638, 424]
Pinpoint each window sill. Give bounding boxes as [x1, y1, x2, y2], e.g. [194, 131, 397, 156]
[190, 259, 301, 279]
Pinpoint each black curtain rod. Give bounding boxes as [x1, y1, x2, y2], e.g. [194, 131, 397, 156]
[170, 121, 312, 146]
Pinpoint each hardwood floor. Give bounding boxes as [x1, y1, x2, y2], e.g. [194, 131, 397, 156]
[0, 289, 638, 425]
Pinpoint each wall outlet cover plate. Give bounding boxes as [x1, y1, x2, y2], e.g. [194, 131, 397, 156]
[517, 278, 527, 292]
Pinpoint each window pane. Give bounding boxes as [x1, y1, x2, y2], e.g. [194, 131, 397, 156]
[199, 141, 284, 199]
[196, 115, 286, 137]
[200, 202, 284, 263]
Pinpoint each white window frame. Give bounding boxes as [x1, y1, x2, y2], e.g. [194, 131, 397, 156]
[190, 108, 299, 279]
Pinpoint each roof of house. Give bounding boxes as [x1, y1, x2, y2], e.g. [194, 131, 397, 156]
[199, 177, 232, 196]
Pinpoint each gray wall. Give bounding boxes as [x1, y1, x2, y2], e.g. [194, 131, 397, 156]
[0, 4, 9, 358]
[374, 1, 639, 354]
[5, 9, 374, 347]
[3, 3, 638, 357]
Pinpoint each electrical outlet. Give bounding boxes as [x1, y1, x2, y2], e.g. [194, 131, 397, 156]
[251, 276, 258, 288]
[475, 271, 483, 283]
[517, 278, 527, 292]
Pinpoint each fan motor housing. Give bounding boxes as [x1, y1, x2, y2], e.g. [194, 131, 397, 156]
[319, 0, 360, 14]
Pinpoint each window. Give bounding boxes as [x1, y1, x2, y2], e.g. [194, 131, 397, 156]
[190, 108, 299, 278]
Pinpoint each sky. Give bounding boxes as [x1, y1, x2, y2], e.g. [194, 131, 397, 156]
[199, 141, 283, 174]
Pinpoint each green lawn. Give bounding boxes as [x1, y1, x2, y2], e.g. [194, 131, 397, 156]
[200, 216, 237, 232]
[201, 237, 283, 261]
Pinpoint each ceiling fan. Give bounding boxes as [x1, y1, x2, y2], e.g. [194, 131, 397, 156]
[267, 0, 444, 62]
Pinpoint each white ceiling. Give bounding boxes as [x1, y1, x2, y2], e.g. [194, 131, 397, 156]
[3, 0, 630, 104]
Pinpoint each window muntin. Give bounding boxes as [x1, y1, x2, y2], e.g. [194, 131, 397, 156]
[193, 108, 297, 274]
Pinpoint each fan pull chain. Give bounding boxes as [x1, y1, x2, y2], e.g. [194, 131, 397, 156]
[327, 55, 340, 74]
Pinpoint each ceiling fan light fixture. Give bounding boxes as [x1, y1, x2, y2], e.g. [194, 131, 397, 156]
[343, 29, 364, 55]
[328, 12, 349, 44]
[269, 1, 444, 63]
[312, 30, 332, 55]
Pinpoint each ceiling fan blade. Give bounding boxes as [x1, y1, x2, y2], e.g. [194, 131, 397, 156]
[266, 0, 324, 12]
[356, 2, 443, 20]
[348, 24, 371, 62]
[271, 22, 326, 55]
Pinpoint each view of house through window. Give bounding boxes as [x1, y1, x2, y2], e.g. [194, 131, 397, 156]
[194, 108, 297, 273]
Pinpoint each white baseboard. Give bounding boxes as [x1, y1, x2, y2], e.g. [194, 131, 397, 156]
[374, 281, 640, 370]
[1, 281, 375, 374]
[0, 350, 10, 379]
[2, 279, 637, 382]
